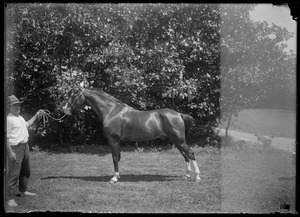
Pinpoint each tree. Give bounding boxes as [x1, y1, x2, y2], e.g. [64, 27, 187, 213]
[5, 3, 221, 147]
[219, 4, 296, 141]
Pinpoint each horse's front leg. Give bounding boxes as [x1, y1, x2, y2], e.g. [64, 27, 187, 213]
[108, 138, 121, 183]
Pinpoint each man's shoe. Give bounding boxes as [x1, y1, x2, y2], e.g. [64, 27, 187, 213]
[22, 191, 37, 197]
[7, 199, 18, 207]
[15, 192, 22, 197]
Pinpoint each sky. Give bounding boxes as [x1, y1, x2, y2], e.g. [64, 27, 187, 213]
[249, 4, 297, 53]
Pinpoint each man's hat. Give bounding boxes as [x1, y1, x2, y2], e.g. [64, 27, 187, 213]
[8, 95, 23, 105]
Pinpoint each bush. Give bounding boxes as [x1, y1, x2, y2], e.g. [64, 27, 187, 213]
[7, 4, 220, 148]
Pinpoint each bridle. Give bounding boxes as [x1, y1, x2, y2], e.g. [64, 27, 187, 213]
[64, 88, 85, 112]
[37, 88, 86, 128]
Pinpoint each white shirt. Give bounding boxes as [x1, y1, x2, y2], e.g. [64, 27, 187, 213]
[7, 113, 29, 146]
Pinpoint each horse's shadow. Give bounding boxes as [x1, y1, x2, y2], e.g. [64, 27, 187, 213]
[41, 174, 182, 182]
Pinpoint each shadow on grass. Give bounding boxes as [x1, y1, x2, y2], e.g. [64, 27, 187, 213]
[31, 142, 177, 156]
[41, 174, 182, 182]
[36, 145, 112, 156]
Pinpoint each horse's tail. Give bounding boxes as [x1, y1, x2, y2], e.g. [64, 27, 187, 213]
[181, 113, 194, 144]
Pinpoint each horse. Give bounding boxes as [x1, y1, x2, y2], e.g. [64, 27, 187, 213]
[63, 86, 201, 183]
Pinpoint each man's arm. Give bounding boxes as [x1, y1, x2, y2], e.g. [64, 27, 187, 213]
[6, 119, 16, 160]
[27, 109, 46, 127]
[6, 143, 16, 160]
[26, 112, 39, 127]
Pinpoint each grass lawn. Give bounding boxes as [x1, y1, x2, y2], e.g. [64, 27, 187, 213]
[5, 142, 296, 213]
[219, 109, 296, 139]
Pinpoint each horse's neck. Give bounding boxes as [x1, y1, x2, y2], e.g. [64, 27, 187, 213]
[84, 90, 118, 121]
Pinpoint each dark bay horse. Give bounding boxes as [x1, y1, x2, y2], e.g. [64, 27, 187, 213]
[63, 87, 201, 183]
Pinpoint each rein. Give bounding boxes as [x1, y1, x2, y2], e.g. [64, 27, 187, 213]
[38, 109, 67, 128]
[37, 88, 85, 127]
[38, 89, 84, 127]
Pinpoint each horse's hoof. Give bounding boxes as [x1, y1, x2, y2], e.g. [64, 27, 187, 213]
[109, 179, 118, 184]
[109, 176, 118, 184]
[184, 174, 191, 179]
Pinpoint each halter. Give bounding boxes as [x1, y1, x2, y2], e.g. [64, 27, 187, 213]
[65, 88, 85, 112]
[38, 88, 85, 128]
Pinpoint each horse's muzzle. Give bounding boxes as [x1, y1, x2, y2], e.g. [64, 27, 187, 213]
[64, 108, 72, 115]
[62, 104, 71, 115]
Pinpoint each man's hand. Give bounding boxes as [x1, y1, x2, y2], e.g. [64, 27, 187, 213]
[8, 150, 16, 161]
[36, 109, 46, 119]
[28, 109, 46, 126]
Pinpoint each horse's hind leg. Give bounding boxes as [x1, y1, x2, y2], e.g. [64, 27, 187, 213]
[178, 149, 192, 178]
[108, 138, 121, 183]
[176, 143, 201, 182]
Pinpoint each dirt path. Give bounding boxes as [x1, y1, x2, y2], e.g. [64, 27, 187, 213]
[218, 128, 296, 153]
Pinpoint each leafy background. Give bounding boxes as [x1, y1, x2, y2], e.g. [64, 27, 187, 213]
[5, 3, 296, 148]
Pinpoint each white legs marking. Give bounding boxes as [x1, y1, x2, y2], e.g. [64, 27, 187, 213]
[192, 160, 201, 182]
[185, 161, 192, 178]
[110, 172, 120, 183]
[184, 160, 201, 182]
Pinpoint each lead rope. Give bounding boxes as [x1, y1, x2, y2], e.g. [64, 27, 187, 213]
[38, 109, 67, 128]
[37, 88, 84, 127]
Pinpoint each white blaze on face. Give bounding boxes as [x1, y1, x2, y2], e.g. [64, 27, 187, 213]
[62, 103, 67, 111]
[63, 103, 71, 115]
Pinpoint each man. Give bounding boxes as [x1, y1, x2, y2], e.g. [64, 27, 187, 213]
[6, 95, 44, 207]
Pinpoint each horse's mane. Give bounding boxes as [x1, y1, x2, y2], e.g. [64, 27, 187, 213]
[87, 88, 123, 104]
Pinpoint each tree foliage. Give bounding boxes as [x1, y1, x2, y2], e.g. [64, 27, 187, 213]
[5, 3, 295, 147]
[219, 4, 295, 139]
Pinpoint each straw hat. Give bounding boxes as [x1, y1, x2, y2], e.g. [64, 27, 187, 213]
[8, 95, 23, 106]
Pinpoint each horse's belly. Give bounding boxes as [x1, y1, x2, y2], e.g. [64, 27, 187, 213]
[107, 109, 168, 142]
[125, 132, 166, 142]
[121, 123, 166, 142]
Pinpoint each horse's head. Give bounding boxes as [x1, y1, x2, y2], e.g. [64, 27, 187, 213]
[63, 87, 85, 115]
